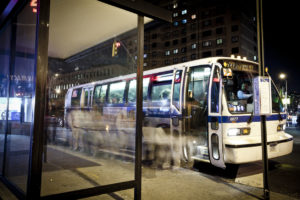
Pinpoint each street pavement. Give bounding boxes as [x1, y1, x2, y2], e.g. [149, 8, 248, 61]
[269, 126, 300, 199]
[1, 126, 300, 200]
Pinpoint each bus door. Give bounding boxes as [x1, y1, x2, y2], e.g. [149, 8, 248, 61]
[170, 66, 186, 165]
[208, 63, 226, 168]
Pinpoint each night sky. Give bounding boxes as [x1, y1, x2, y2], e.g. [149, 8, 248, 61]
[263, 1, 300, 93]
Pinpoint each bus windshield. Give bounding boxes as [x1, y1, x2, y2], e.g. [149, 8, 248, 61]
[221, 60, 258, 114]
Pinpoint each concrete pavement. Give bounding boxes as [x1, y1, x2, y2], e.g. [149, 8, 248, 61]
[1, 144, 298, 200]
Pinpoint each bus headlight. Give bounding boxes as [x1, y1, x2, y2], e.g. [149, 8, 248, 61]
[227, 128, 250, 136]
[277, 124, 286, 132]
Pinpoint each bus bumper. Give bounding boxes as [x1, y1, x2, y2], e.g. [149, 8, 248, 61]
[224, 136, 293, 164]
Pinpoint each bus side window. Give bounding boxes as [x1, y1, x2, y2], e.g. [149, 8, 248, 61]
[128, 78, 150, 103]
[173, 70, 182, 110]
[128, 80, 136, 103]
[108, 82, 126, 104]
[93, 85, 107, 105]
[151, 83, 171, 101]
[71, 88, 82, 107]
[211, 67, 220, 113]
[84, 89, 89, 107]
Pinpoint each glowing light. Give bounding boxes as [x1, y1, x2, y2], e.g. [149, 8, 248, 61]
[279, 73, 286, 79]
[30, 0, 37, 13]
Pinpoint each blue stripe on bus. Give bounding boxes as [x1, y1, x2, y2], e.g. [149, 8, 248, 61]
[208, 114, 286, 123]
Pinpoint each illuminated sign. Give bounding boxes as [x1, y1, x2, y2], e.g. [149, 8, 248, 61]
[30, 0, 37, 13]
[10, 75, 34, 82]
[220, 60, 258, 73]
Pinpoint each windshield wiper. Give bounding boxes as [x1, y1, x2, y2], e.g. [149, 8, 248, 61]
[247, 111, 254, 124]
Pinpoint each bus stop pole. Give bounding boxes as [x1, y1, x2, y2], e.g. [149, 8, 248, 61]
[256, 0, 270, 199]
[134, 15, 144, 200]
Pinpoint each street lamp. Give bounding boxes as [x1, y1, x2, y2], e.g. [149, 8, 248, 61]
[279, 73, 288, 111]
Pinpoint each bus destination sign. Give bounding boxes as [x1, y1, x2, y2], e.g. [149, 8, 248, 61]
[220, 60, 258, 73]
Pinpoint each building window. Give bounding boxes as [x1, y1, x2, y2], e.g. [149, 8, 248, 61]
[216, 17, 224, 24]
[165, 41, 170, 47]
[152, 61, 157, 66]
[173, 30, 179, 37]
[173, 58, 179, 64]
[191, 54, 197, 60]
[174, 21, 179, 26]
[191, 43, 197, 49]
[202, 30, 212, 37]
[181, 37, 187, 43]
[144, 54, 147, 58]
[173, 49, 179, 54]
[191, 33, 197, 40]
[173, 12, 178, 18]
[191, 23, 197, 30]
[202, 51, 212, 58]
[181, 28, 187, 35]
[165, 50, 170, 56]
[191, 14, 197, 20]
[202, 41, 212, 47]
[173, 39, 178, 45]
[216, 49, 223, 56]
[182, 9, 187, 15]
[203, 20, 212, 27]
[216, 27, 223, 34]
[202, 10, 210, 18]
[232, 47, 239, 54]
[181, 47, 187, 53]
[165, 59, 171, 65]
[254, 56, 257, 61]
[152, 51, 157, 58]
[182, 19, 187, 24]
[173, 3, 178, 9]
[231, 25, 239, 32]
[143, 63, 147, 67]
[182, 56, 187, 62]
[151, 34, 157, 39]
[231, 36, 239, 43]
[152, 42, 157, 48]
[216, 38, 223, 45]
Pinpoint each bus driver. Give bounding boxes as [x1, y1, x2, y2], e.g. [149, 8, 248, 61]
[237, 83, 253, 100]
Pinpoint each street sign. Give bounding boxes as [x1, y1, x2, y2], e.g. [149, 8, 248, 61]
[253, 76, 272, 116]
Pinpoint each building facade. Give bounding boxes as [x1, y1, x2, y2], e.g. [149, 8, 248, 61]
[49, 1, 257, 108]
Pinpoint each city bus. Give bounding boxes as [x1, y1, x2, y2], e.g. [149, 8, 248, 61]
[64, 57, 293, 168]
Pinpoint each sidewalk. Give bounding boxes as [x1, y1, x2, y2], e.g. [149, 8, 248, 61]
[0, 145, 298, 200]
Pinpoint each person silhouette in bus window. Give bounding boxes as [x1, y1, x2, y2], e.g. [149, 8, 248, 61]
[237, 83, 253, 101]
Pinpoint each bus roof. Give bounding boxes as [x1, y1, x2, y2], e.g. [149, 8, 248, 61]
[67, 57, 258, 91]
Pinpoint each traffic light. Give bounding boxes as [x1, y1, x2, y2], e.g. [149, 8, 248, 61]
[112, 40, 121, 57]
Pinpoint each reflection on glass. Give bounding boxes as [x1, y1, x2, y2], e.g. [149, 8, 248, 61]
[41, 0, 137, 196]
[0, 21, 11, 176]
[3, 2, 37, 192]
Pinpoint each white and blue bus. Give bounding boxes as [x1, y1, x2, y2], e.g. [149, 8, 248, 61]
[64, 57, 293, 168]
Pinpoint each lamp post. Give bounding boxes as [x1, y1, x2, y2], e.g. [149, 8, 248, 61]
[279, 73, 288, 112]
